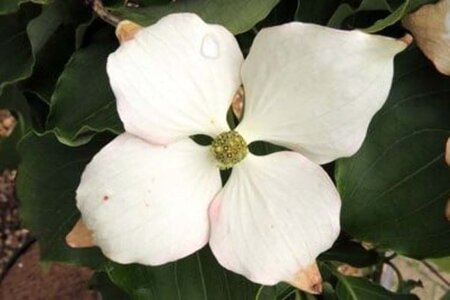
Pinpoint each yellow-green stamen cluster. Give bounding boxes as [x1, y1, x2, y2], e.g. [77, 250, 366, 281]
[211, 131, 248, 170]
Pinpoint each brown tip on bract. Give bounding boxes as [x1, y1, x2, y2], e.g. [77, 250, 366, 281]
[65, 218, 95, 248]
[399, 34, 413, 47]
[116, 20, 143, 43]
[288, 262, 323, 294]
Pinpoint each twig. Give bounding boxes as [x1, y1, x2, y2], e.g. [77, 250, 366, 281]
[421, 260, 450, 288]
[384, 252, 397, 261]
[85, 0, 121, 27]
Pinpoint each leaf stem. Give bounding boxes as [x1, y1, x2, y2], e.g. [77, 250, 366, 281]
[85, 0, 121, 27]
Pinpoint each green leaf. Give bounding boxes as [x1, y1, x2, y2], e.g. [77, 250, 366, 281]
[335, 275, 419, 300]
[321, 263, 418, 300]
[328, 0, 437, 31]
[47, 24, 123, 146]
[0, 0, 48, 15]
[0, 4, 38, 95]
[106, 247, 264, 299]
[295, 290, 318, 300]
[407, 0, 439, 12]
[109, 0, 280, 34]
[328, 0, 390, 28]
[363, 0, 410, 33]
[23, 0, 92, 101]
[75, 15, 96, 49]
[0, 86, 31, 171]
[0, 124, 22, 171]
[1, 1, 90, 136]
[17, 131, 111, 267]
[0, 85, 31, 119]
[256, 282, 298, 300]
[319, 240, 381, 268]
[295, 0, 341, 25]
[336, 47, 450, 259]
[23, 91, 49, 133]
[0, 0, 23, 15]
[89, 272, 131, 300]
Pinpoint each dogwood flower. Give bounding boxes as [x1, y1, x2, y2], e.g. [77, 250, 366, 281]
[403, 0, 450, 75]
[76, 13, 406, 291]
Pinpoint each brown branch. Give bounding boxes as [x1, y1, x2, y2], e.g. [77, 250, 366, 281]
[86, 0, 121, 27]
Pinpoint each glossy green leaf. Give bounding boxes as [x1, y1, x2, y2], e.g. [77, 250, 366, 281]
[335, 275, 419, 300]
[23, 91, 49, 133]
[75, 15, 96, 49]
[363, 0, 410, 33]
[336, 47, 450, 258]
[319, 240, 381, 268]
[0, 5, 37, 95]
[0, 85, 31, 121]
[328, 0, 389, 28]
[89, 272, 131, 300]
[47, 24, 123, 146]
[363, 0, 440, 33]
[328, 0, 436, 31]
[233, 0, 297, 56]
[294, 291, 317, 300]
[256, 283, 298, 300]
[0, 125, 22, 171]
[407, 0, 439, 12]
[0, 0, 48, 15]
[23, 0, 91, 101]
[0, 86, 31, 171]
[109, 0, 280, 34]
[295, 0, 341, 25]
[0, 0, 23, 15]
[107, 247, 266, 299]
[17, 132, 111, 267]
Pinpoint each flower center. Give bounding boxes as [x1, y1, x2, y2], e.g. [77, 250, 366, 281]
[211, 131, 248, 170]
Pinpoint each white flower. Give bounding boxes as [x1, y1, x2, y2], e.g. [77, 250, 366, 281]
[403, 0, 450, 75]
[76, 13, 406, 290]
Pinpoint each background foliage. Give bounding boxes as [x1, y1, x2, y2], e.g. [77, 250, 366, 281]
[0, 0, 449, 298]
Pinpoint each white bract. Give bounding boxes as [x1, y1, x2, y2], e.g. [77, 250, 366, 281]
[76, 13, 406, 288]
[403, 0, 450, 75]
